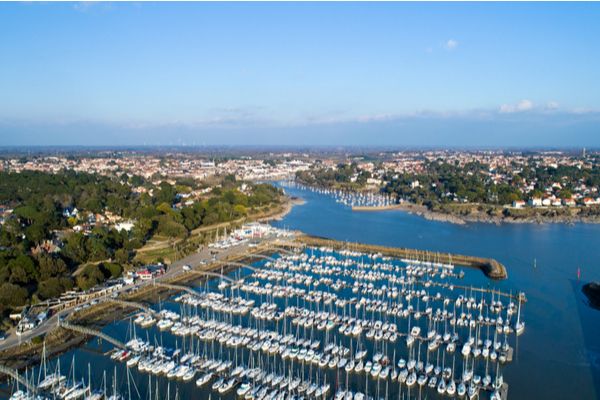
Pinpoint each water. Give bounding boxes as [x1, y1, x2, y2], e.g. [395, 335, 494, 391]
[5, 183, 600, 400]
[271, 183, 600, 400]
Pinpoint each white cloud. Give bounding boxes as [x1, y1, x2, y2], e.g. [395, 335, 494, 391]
[445, 39, 458, 51]
[499, 99, 534, 113]
[545, 101, 559, 110]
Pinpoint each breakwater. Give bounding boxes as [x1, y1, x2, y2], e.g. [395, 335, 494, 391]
[288, 234, 508, 280]
[351, 204, 406, 212]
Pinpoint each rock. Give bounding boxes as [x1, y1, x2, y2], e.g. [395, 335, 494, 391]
[582, 282, 600, 311]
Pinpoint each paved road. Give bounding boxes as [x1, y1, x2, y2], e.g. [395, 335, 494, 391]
[0, 236, 282, 353]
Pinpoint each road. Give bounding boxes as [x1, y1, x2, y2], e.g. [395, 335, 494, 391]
[0, 235, 284, 353]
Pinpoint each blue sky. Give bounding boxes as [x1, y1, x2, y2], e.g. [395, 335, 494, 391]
[1, 2, 600, 147]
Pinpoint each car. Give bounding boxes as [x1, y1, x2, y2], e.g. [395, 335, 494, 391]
[183, 265, 191, 271]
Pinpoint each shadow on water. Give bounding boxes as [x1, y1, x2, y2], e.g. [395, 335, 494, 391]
[569, 278, 600, 399]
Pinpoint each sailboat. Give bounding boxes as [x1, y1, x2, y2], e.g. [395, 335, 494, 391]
[514, 294, 525, 336]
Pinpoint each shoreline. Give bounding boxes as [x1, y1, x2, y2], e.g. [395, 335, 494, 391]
[257, 196, 305, 222]
[353, 201, 600, 226]
[294, 181, 600, 226]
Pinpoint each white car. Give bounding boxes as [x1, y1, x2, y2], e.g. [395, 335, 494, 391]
[183, 265, 191, 271]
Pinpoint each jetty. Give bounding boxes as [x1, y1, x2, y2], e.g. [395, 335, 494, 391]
[351, 204, 406, 212]
[280, 235, 508, 279]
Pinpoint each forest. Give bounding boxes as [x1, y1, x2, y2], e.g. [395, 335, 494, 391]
[0, 171, 282, 317]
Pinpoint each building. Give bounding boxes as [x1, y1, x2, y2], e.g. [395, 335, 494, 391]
[137, 269, 153, 281]
[512, 200, 526, 208]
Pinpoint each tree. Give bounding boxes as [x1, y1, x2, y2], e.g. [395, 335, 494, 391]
[114, 248, 131, 265]
[63, 233, 88, 264]
[559, 189, 572, 199]
[37, 277, 72, 300]
[0, 283, 28, 311]
[101, 262, 123, 279]
[37, 254, 68, 280]
[8, 254, 37, 285]
[76, 265, 106, 291]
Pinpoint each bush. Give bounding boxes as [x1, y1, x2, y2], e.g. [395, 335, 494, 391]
[101, 262, 123, 279]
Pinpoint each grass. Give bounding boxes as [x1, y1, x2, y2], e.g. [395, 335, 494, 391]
[134, 246, 178, 265]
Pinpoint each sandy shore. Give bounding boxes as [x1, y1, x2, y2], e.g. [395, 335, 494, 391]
[258, 196, 305, 222]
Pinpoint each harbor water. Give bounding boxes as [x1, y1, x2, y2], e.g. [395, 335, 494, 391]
[272, 183, 600, 400]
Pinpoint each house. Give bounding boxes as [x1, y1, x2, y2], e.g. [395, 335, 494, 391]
[114, 221, 135, 232]
[137, 269, 153, 281]
[582, 197, 596, 207]
[512, 200, 526, 209]
[551, 198, 563, 207]
[562, 198, 576, 207]
[410, 180, 421, 189]
[541, 198, 552, 207]
[528, 197, 543, 207]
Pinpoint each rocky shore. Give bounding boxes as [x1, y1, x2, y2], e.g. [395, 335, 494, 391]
[391, 202, 600, 226]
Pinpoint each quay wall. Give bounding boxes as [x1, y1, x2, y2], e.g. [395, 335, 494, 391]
[351, 204, 406, 212]
[288, 235, 508, 280]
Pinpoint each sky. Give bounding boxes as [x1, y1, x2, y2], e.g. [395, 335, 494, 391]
[1, 2, 600, 147]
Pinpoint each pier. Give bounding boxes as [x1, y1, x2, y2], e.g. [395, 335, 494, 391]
[58, 320, 126, 349]
[0, 364, 37, 394]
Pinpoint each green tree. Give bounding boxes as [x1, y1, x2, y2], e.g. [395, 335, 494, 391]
[0, 283, 28, 311]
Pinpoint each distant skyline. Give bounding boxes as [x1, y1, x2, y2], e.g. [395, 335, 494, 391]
[1, 2, 600, 146]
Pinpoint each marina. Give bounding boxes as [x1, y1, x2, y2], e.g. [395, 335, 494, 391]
[3, 243, 523, 400]
[1, 183, 600, 400]
[284, 182, 396, 210]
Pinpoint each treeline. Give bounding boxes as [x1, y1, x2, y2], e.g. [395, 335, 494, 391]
[297, 158, 600, 210]
[296, 163, 372, 190]
[0, 171, 282, 317]
[383, 159, 600, 208]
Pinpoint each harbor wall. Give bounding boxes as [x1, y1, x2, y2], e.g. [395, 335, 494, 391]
[287, 235, 508, 280]
[351, 204, 405, 212]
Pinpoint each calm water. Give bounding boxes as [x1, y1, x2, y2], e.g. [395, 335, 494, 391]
[271, 183, 600, 400]
[5, 184, 600, 400]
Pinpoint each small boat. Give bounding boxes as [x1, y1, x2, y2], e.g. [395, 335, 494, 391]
[211, 377, 224, 391]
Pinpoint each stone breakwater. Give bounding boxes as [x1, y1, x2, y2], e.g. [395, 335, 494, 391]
[291, 235, 508, 280]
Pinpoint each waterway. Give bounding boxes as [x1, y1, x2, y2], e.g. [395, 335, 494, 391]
[271, 183, 600, 400]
